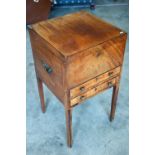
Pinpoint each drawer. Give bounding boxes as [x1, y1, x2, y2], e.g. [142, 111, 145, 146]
[70, 66, 121, 99]
[70, 77, 117, 107]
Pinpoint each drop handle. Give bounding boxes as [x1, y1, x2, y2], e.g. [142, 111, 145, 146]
[41, 61, 53, 74]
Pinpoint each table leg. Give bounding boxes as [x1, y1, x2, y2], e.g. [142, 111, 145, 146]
[65, 109, 72, 148]
[37, 77, 46, 113]
[110, 83, 119, 121]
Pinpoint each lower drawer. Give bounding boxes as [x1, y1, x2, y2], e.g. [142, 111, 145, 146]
[70, 77, 118, 106]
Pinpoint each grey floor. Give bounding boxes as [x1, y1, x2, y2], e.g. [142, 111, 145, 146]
[26, 4, 129, 155]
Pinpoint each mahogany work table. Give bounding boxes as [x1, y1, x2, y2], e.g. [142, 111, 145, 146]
[28, 11, 127, 148]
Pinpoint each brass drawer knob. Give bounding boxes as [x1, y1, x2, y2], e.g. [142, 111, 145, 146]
[108, 81, 113, 88]
[80, 96, 85, 100]
[41, 61, 53, 74]
[80, 86, 85, 92]
[108, 72, 113, 76]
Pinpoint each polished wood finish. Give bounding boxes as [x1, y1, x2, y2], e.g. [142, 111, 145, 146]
[31, 11, 125, 57]
[66, 35, 126, 88]
[28, 11, 127, 147]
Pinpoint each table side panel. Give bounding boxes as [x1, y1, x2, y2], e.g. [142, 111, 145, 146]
[29, 30, 66, 104]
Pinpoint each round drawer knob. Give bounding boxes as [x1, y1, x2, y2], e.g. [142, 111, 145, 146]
[80, 96, 85, 100]
[80, 86, 85, 92]
[108, 72, 113, 76]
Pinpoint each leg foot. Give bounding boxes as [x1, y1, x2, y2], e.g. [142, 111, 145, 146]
[65, 109, 72, 148]
[110, 83, 119, 121]
[37, 77, 46, 113]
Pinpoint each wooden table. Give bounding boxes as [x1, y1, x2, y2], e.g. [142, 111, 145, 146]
[28, 11, 127, 147]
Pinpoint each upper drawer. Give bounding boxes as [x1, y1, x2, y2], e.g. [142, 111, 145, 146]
[70, 66, 121, 99]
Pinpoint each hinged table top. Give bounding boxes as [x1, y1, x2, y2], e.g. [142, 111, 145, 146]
[31, 11, 125, 57]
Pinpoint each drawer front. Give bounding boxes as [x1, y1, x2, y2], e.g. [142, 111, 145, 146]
[66, 35, 126, 88]
[70, 66, 121, 99]
[70, 77, 118, 106]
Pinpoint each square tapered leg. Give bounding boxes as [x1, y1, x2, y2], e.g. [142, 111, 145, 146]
[65, 109, 72, 147]
[110, 83, 119, 121]
[37, 77, 46, 113]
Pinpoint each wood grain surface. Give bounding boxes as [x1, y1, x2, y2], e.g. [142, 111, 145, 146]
[66, 35, 126, 88]
[31, 11, 126, 57]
